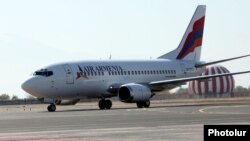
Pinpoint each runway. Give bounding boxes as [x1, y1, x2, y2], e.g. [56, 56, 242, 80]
[0, 100, 250, 141]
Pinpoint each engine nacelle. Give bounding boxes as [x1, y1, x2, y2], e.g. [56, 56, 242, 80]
[55, 99, 80, 105]
[118, 83, 152, 103]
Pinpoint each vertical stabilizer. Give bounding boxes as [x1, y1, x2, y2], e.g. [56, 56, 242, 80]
[158, 5, 206, 61]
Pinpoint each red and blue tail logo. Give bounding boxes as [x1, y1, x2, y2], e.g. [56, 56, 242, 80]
[176, 16, 205, 59]
[158, 5, 206, 61]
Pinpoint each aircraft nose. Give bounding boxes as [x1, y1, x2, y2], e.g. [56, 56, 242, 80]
[21, 77, 50, 98]
[21, 79, 34, 94]
[21, 77, 44, 98]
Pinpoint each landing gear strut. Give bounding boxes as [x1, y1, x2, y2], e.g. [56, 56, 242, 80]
[98, 99, 112, 110]
[136, 101, 150, 108]
[47, 103, 56, 112]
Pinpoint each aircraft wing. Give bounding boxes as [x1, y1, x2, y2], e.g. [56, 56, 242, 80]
[107, 70, 250, 93]
[149, 70, 250, 87]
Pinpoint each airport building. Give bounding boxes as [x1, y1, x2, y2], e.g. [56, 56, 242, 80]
[188, 65, 235, 98]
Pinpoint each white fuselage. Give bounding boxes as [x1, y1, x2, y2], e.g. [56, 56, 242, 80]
[22, 59, 205, 99]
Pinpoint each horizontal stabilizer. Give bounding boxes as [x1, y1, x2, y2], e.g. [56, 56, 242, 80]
[195, 54, 250, 67]
[150, 70, 250, 86]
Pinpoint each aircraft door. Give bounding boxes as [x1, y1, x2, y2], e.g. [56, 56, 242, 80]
[63, 64, 74, 84]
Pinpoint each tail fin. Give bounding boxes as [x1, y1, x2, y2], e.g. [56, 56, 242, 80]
[158, 5, 206, 61]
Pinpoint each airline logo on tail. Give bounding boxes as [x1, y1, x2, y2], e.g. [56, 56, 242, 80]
[176, 16, 205, 59]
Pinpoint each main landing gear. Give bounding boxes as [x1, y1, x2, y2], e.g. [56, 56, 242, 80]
[136, 101, 150, 108]
[47, 103, 56, 112]
[98, 99, 112, 110]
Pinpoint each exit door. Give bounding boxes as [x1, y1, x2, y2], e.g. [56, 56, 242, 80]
[63, 64, 74, 84]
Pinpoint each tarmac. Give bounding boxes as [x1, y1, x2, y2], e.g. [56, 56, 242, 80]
[0, 98, 249, 141]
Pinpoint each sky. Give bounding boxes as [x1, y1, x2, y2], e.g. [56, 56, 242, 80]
[0, 0, 250, 98]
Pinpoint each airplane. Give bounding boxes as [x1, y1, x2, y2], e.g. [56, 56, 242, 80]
[21, 5, 250, 112]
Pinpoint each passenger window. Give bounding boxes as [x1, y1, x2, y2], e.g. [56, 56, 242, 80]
[132, 71, 134, 75]
[128, 71, 130, 75]
[124, 71, 126, 75]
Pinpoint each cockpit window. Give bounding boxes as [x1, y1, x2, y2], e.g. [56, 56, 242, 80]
[33, 69, 53, 77]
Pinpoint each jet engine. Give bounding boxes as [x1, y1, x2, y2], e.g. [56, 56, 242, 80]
[118, 83, 152, 103]
[55, 99, 80, 105]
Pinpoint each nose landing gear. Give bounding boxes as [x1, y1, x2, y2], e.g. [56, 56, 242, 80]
[98, 99, 112, 110]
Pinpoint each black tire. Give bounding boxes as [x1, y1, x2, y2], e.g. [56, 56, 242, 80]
[105, 100, 112, 109]
[136, 101, 150, 108]
[47, 104, 56, 112]
[98, 100, 106, 110]
[136, 102, 143, 108]
[144, 101, 150, 108]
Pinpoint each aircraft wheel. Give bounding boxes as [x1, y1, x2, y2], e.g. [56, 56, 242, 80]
[136, 101, 150, 108]
[98, 99, 106, 110]
[47, 104, 56, 112]
[105, 99, 112, 109]
[144, 101, 150, 108]
[136, 102, 144, 108]
[98, 99, 112, 110]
